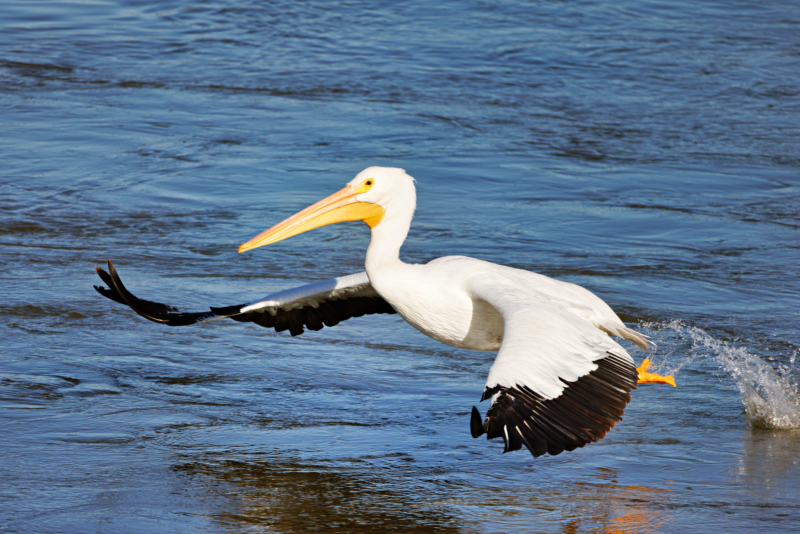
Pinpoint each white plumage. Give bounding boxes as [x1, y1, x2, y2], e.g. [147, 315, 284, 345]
[236, 272, 377, 315]
[95, 166, 659, 458]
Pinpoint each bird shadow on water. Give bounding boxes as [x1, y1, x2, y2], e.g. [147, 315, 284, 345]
[171, 452, 465, 533]
[171, 452, 672, 533]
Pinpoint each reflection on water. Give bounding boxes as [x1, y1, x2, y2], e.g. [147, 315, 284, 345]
[3, 0, 800, 532]
[174, 455, 673, 534]
[532, 472, 671, 534]
[174, 453, 462, 532]
[733, 428, 800, 496]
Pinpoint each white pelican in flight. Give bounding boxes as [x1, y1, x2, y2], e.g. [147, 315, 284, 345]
[95, 167, 674, 458]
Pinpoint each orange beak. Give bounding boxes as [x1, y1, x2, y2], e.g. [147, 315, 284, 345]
[239, 183, 385, 253]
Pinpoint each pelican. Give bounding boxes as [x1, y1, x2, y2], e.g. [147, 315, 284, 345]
[94, 167, 674, 457]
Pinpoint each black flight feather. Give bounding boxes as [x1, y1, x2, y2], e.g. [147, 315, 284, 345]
[94, 260, 396, 336]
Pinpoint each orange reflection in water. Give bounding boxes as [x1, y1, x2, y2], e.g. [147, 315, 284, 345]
[552, 468, 672, 534]
[604, 485, 670, 534]
[174, 454, 672, 533]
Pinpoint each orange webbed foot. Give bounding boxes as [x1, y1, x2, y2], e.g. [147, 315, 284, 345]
[637, 358, 676, 387]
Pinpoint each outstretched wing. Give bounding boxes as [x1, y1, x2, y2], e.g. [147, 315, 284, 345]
[94, 260, 396, 336]
[466, 275, 639, 458]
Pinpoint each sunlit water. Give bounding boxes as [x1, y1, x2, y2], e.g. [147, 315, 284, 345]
[644, 322, 800, 430]
[2, 1, 799, 532]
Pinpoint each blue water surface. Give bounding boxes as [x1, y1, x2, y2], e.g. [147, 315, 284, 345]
[2, 1, 799, 532]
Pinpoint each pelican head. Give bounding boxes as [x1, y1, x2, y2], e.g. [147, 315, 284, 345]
[239, 167, 416, 253]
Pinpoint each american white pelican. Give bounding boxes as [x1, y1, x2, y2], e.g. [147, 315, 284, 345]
[95, 166, 674, 457]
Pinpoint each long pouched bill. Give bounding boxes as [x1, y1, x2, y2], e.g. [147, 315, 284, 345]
[239, 184, 385, 253]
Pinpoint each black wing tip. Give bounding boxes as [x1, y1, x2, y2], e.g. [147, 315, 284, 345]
[94, 261, 396, 335]
[481, 353, 638, 458]
[93, 259, 216, 326]
[470, 406, 485, 438]
[480, 387, 497, 402]
[239, 296, 395, 337]
[209, 304, 244, 316]
[94, 284, 126, 305]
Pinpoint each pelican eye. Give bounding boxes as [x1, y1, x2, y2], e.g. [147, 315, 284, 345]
[365, 179, 374, 186]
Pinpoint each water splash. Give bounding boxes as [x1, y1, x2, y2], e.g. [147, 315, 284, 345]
[642, 321, 800, 430]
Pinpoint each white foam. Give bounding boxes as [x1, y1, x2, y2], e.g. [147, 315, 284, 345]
[641, 321, 800, 430]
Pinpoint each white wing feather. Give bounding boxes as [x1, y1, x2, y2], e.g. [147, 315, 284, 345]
[467, 274, 634, 400]
[239, 272, 379, 315]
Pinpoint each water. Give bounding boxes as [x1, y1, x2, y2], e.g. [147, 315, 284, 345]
[1, 0, 799, 532]
[644, 322, 800, 430]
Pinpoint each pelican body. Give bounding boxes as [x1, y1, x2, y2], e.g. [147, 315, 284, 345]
[95, 167, 672, 458]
